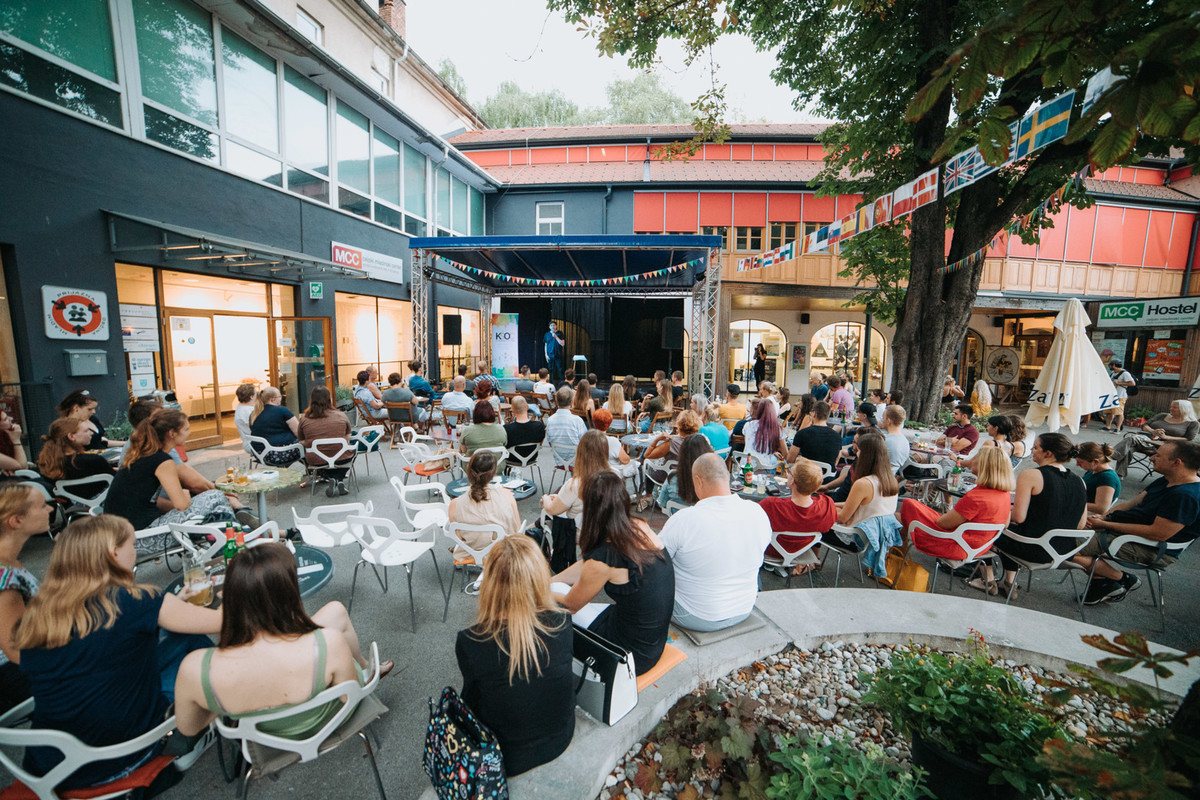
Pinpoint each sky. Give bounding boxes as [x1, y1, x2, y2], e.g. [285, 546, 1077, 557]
[405, 0, 826, 123]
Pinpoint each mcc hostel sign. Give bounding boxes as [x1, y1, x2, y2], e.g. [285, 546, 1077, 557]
[1096, 297, 1200, 329]
[331, 241, 404, 285]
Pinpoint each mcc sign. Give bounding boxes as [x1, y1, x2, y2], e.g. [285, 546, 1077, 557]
[330, 241, 404, 285]
[1096, 297, 1199, 329]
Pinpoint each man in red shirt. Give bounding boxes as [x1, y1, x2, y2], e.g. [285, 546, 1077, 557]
[939, 404, 979, 454]
[759, 459, 838, 575]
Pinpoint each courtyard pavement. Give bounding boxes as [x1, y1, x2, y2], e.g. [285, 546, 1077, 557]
[7, 419, 1196, 800]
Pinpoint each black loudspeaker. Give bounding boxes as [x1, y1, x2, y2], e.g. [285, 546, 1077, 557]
[800, 313, 811, 325]
[661, 317, 684, 349]
[442, 314, 462, 346]
[992, 317, 1004, 328]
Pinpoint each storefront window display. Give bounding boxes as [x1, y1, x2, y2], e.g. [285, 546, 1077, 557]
[334, 293, 413, 388]
[436, 307, 481, 379]
[808, 322, 887, 393]
[729, 320, 785, 391]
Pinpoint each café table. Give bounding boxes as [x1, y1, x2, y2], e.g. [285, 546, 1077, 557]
[620, 432, 657, 455]
[216, 467, 305, 523]
[444, 474, 538, 500]
[731, 472, 791, 502]
[165, 542, 333, 604]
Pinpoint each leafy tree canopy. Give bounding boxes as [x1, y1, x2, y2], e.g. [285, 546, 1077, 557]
[437, 57, 469, 100]
[478, 72, 691, 128]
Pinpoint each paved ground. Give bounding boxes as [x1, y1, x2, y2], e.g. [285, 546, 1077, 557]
[8, 419, 1197, 800]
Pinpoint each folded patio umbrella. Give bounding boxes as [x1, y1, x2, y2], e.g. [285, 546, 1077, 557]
[1190, 372, 1200, 420]
[1025, 298, 1119, 434]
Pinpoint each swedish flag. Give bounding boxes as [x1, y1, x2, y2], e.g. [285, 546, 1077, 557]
[1016, 90, 1076, 159]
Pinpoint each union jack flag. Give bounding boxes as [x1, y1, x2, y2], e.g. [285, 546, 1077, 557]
[943, 148, 977, 196]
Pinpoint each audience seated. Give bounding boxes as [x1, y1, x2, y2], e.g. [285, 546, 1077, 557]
[514, 366, 536, 392]
[716, 384, 747, 431]
[474, 381, 502, 417]
[459, 365, 475, 396]
[121, 402, 218, 499]
[460, 400, 507, 457]
[643, 410, 702, 484]
[57, 389, 123, 450]
[699, 406, 732, 452]
[175, 543, 389, 738]
[730, 398, 759, 454]
[670, 371, 685, 403]
[382, 371, 429, 425]
[106, 410, 253, 554]
[37, 417, 115, 484]
[879, 404, 909, 475]
[777, 387, 792, 424]
[828, 377, 854, 416]
[16, 515, 217, 792]
[759, 459, 838, 575]
[0, 485, 50, 714]
[455, 536, 574, 776]
[233, 383, 258, 454]
[1006, 415, 1030, 462]
[659, 453, 770, 632]
[541, 430, 611, 526]
[743, 400, 787, 470]
[604, 384, 633, 432]
[556, 368, 575, 392]
[791, 394, 815, 432]
[941, 404, 979, 455]
[551, 471, 674, 676]
[970, 379, 993, 419]
[533, 369, 555, 406]
[448, 450, 522, 560]
[591, 409, 638, 481]
[406, 360, 437, 400]
[1112, 400, 1198, 478]
[472, 360, 497, 398]
[353, 370, 386, 421]
[503, 397, 545, 468]
[1075, 442, 1121, 516]
[439, 376, 475, 414]
[636, 379, 672, 433]
[248, 386, 303, 467]
[837, 433, 900, 528]
[656, 434, 714, 511]
[587, 373, 607, 403]
[787, 401, 840, 469]
[973, 434, 1086, 596]
[1078, 440, 1200, 604]
[0, 408, 25, 474]
[298, 386, 354, 497]
[545, 387, 586, 465]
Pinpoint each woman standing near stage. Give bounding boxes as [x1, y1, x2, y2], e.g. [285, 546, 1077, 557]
[753, 343, 767, 387]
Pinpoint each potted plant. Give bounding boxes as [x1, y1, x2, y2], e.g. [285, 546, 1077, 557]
[863, 631, 1064, 800]
[767, 736, 930, 799]
[1124, 405, 1155, 428]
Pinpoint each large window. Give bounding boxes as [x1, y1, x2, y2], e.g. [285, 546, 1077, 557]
[537, 202, 564, 236]
[436, 167, 452, 232]
[335, 293, 413, 388]
[769, 222, 797, 251]
[734, 226, 763, 252]
[221, 29, 278, 153]
[701, 226, 730, 250]
[133, 0, 218, 127]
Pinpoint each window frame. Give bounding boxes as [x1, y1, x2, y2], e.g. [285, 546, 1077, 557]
[295, 7, 324, 46]
[733, 226, 763, 253]
[769, 221, 798, 251]
[536, 202, 565, 236]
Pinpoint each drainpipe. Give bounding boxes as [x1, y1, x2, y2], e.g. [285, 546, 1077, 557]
[861, 310, 873, 399]
[601, 184, 612, 234]
[1183, 215, 1198, 297]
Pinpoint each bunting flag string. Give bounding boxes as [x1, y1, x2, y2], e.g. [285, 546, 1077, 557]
[438, 256, 706, 287]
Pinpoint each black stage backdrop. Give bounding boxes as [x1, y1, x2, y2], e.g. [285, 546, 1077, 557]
[499, 297, 683, 383]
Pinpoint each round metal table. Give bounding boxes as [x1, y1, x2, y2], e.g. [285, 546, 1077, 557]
[165, 543, 333, 605]
[216, 468, 305, 523]
[731, 473, 791, 502]
[444, 475, 538, 500]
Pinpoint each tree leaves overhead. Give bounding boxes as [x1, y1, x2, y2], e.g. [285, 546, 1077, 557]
[476, 72, 693, 128]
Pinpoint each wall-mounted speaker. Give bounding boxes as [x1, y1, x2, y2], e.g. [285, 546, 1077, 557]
[800, 313, 811, 325]
[442, 314, 462, 346]
[661, 317, 684, 349]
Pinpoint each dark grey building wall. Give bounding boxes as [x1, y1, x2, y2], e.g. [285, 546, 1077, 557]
[489, 188, 634, 235]
[0, 93, 476, 430]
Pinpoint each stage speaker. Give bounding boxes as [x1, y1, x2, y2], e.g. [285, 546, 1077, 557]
[661, 317, 684, 350]
[800, 313, 811, 325]
[442, 314, 462, 346]
[991, 316, 1004, 328]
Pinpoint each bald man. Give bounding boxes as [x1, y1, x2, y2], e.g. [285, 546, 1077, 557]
[658, 453, 771, 631]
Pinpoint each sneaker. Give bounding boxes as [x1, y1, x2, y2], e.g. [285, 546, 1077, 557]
[1083, 577, 1124, 605]
[234, 509, 260, 529]
[337, 482, 350, 496]
[170, 724, 218, 771]
[1119, 573, 1142, 595]
[325, 482, 337, 498]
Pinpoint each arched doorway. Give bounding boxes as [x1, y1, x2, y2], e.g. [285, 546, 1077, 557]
[729, 319, 786, 391]
[951, 328, 984, 392]
[809, 322, 887, 393]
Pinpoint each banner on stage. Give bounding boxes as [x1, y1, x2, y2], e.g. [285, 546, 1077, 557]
[491, 313, 519, 380]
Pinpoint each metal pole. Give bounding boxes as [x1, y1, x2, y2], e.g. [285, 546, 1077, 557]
[861, 310, 873, 400]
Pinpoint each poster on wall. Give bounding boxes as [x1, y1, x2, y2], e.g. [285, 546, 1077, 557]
[730, 329, 745, 349]
[43, 286, 109, 341]
[120, 304, 160, 353]
[1143, 339, 1184, 382]
[791, 345, 808, 371]
[1092, 338, 1128, 370]
[983, 346, 1020, 386]
[490, 313, 519, 380]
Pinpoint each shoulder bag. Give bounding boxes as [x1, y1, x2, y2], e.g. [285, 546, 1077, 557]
[572, 624, 638, 726]
[423, 686, 508, 800]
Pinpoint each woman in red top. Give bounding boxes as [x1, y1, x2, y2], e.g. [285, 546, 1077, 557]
[759, 459, 838, 575]
[898, 447, 1014, 560]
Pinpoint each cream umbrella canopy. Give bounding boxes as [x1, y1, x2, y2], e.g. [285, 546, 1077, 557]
[1025, 298, 1121, 434]
[1189, 372, 1200, 420]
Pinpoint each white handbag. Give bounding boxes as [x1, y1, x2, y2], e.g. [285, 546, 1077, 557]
[571, 624, 638, 726]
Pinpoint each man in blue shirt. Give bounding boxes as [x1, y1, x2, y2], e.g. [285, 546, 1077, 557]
[544, 321, 564, 382]
[406, 360, 438, 399]
[1079, 440, 1200, 604]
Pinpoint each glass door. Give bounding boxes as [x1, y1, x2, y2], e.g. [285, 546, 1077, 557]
[273, 318, 333, 416]
[165, 314, 223, 449]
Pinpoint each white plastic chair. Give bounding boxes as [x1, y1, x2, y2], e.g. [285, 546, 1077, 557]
[903, 520, 1007, 594]
[1078, 533, 1192, 629]
[0, 698, 178, 800]
[662, 499, 688, 517]
[762, 531, 822, 588]
[246, 435, 304, 468]
[345, 516, 443, 629]
[546, 448, 575, 494]
[442, 522, 508, 618]
[394, 426, 437, 450]
[291, 502, 374, 549]
[304, 438, 359, 496]
[505, 445, 545, 494]
[169, 521, 281, 563]
[215, 642, 388, 800]
[821, 524, 869, 587]
[451, 446, 507, 479]
[991, 527, 1093, 606]
[53, 474, 112, 513]
[394, 442, 452, 485]
[352, 425, 388, 478]
[389, 477, 449, 530]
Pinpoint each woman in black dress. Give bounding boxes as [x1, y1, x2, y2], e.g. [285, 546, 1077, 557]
[36, 417, 115, 484]
[753, 343, 768, 387]
[551, 470, 674, 675]
[56, 389, 124, 450]
[456, 536, 574, 776]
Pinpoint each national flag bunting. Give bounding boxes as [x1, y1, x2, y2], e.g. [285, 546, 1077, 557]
[825, 217, 843, 246]
[1081, 67, 1119, 117]
[892, 176, 919, 219]
[838, 212, 859, 242]
[872, 195, 892, 226]
[914, 168, 939, 208]
[1029, 90, 1074, 151]
[943, 148, 978, 196]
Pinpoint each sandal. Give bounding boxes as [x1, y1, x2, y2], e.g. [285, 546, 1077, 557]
[1001, 582, 1018, 600]
[791, 562, 822, 577]
[378, 660, 395, 680]
[964, 577, 998, 596]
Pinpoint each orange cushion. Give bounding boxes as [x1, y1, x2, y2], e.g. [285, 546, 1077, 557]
[1, 755, 175, 800]
[636, 644, 687, 692]
[404, 463, 446, 477]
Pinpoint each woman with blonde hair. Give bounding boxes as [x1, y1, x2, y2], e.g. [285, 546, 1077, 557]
[605, 383, 632, 432]
[15, 515, 218, 792]
[0, 484, 51, 712]
[970, 379, 993, 419]
[448, 450, 522, 560]
[36, 417, 115, 482]
[456, 535, 574, 776]
[541, 430, 611, 524]
[248, 386, 302, 467]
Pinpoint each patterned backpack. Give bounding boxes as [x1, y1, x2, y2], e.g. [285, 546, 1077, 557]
[423, 686, 508, 800]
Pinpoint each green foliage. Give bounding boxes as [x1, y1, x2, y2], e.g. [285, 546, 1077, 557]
[1038, 632, 1200, 800]
[1124, 405, 1155, 422]
[334, 385, 354, 405]
[477, 73, 691, 129]
[864, 632, 1065, 794]
[436, 58, 468, 100]
[106, 409, 133, 441]
[605, 72, 693, 125]
[766, 736, 930, 800]
[478, 80, 596, 129]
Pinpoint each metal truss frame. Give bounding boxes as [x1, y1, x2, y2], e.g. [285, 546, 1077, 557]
[689, 245, 723, 398]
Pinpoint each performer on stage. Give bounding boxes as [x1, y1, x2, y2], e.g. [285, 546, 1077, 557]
[753, 343, 768, 387]
[544, 321, 565, 382]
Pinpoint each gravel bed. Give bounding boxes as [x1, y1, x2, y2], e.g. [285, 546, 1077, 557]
[597, 640, 1177, 800]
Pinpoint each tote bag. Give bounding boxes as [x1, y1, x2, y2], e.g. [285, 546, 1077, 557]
[571, 625, 638, 726]
[423, 686, 508, 800]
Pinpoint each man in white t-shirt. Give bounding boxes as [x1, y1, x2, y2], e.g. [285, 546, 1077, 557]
[881, 404, 910, 474]
[659, 453, 771, 631]
[1103, 360, 1135, 432]
[440, 376, 474, 413]
[545, 386, 586, 464]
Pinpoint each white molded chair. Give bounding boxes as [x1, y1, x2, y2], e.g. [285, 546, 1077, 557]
[451, 446, 507, 479]
[394, 443, 451, 485]
[352, 426, 388, 477]
[994, 528, 1093, 606]
[442, 522, 508, 618]
[821, 524, 869, 587]
[345, 517, 443, 629]
[662, 499, 688, 517]
[290, 502, 374, 549]
[505, 445, 545, 494]
[762, 531, 822, 588]
[246, 436, 304, 468]
[903, 521, 1007, 593]
[0, 698, 178, 800]
[546, 447, 575, 494]
[304, 438, 359, 496]
[215, 642, 388, 800]
[1079, 533, 1192, 629]
[53, 474, 113, 515]
[169, 521, 281, 563]
[389, 477, 449, 530]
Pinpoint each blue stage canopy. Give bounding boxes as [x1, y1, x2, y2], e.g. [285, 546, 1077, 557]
[408, 234, 722, 289]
